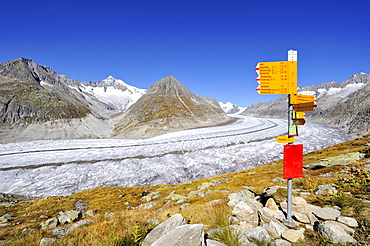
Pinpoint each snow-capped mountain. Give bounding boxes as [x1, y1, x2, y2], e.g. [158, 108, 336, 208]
[79, 76, 146, 111]
[219, 101, 245, 114]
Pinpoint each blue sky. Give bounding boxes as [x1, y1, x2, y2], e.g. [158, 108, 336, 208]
[1, 0, 369, 107]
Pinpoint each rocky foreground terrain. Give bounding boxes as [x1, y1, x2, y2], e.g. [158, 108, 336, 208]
[1, 134, 369, 245]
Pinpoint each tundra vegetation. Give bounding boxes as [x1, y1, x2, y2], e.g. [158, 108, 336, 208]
[1, 135, 369, 245]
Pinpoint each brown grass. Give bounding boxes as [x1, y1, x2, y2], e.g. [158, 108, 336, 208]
[1, 134, 370, 245]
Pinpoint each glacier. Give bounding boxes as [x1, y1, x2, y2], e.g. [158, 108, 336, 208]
[0, 115, 349, 197]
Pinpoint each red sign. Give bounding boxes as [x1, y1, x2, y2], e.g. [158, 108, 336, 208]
[283, 144, 303, 179]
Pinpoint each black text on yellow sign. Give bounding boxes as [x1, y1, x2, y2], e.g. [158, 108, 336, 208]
[255, 61, 297, 95]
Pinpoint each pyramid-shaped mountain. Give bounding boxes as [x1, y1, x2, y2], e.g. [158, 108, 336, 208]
[113, 75, 232, 138]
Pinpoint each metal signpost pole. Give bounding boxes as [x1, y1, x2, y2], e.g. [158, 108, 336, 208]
[287, 94, 293, 221]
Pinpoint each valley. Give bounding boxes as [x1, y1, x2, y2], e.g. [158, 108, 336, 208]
[0, 115, 349, 197]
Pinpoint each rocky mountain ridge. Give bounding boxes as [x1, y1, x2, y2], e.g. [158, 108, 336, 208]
[113, 75, 232, 138]
[0, 58, 230, 142]
[242, 73, 370, 138]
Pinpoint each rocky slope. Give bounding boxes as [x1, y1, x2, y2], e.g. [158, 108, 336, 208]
[242, 73, 370, 138]
[112, 75, 232, 138]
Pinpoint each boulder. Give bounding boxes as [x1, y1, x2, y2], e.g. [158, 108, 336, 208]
[141, 192, 161, 202]
[227, 189, 255, 206]
[58, 210, 81, 224]
[312, 207, 341, 221]
[336, 216, 358, 228]
[40, 218, 59, 230]
[231, 199, 262, 227]
[142, 214, 186, 246]
[316, 221, 357, 244]
[258, 207, 285, 224]
[271, 238, 291, 246]
[281, 229, 305, 243]
[315, 184, 338, 195]
[151, 224, 205, 246]
[265, 198, 279, 211]
[39, 238, 56, 246]
[263, 220, 287, 239]
[243, 226, 271, 243]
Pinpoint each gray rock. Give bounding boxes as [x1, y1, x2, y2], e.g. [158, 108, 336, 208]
[58, 210, 81, 224]
[258, 207, 285, 224]
[104, 212, 114, 220]
[243, 226, 271, 244]
[40, 217, 59, 230]
[281, 229, 305, 243]
[315, 184, 338, 195]
[231, 199, 262, 227]
[74, 199, 89, 213]
[206, 239, 227, 246]
[48, 226, 71, 238]
[141, 192, 161, 202]
[85, 209, 98, 217]
[336, 216, 358, 228]
[228, 189, 255, 204]
[316, 221, 357, 244]
[142, 214, 186, 246]
[305, 152, 364, 170]
[271, 238, 291, 246]
[263, 220, 287, 239]
[39, 237, 57, 246]
[151, 224, 205, 246]
[313, 207, 341, 221]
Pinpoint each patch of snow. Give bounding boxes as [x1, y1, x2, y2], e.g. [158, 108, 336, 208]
[333, 83, 364, 98]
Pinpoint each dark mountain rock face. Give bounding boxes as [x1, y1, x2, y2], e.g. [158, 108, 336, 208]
[113, 75, 232, 138]
[242, 73, 370, 138]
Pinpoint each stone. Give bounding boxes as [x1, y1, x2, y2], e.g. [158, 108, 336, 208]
[151, 224, 205, 246]
[271, 238, 291, 246]
[68, 219, 93, 233]
[304, 152, 363, 170]
[142, 202, 158, 209]
[104, 212, 114, 220]
[48, 226, 71, 238]
[141, 192, 161, 202]
[313, 207, 341, 221]
[85, 210, 98, 217]
[39, 238, 57, 246]
[324, 221, 355, 234]
[316, 221, 357, 244]
[74, 199, 89, 213]
[281, 229, 304, 243]
[315, 184, 338, 195]
[265, 198, 279, 211]
[292, 212, 310, 224]
[231, 199, 262, 227]
[336, 216, 358, 227]
[263, 186, 286, 196]
[292, 197, 306, 205]
[263, 220, 287, 239]
[258, 207, 285, 224]
[58, 210, 81, 224]
[227, 189, 255, 206]
[40, 217, 59, 230]
[142, 214, 186, 246]
[243, 226, 271, 244]
[206, 239, 227, 246]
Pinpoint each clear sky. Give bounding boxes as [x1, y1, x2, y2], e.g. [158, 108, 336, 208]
[1, 0, 369, 107]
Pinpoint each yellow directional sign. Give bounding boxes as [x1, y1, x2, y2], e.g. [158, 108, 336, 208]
[255, 61, 297, 95]
[292, 111, 305, 119]
[290, 94, 316, 104]
[276, 136, 295, 143]
[293, 102, 316, 112]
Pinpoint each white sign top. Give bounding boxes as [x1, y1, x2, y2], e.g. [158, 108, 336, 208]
[288, 50, 298, 61]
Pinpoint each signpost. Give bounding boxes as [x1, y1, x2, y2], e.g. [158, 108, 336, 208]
[254, 50, 317, 221]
